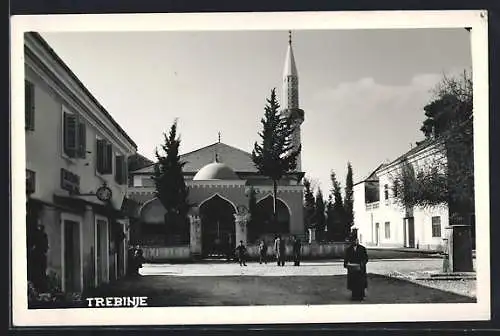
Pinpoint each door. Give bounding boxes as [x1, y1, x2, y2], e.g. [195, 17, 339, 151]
[96, 219, 108, 285]
[63, 219, 81, 293]
[407, 217, 415, 248]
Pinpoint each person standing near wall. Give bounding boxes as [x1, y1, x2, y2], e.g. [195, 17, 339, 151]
[259, 239, 268, 264]
[292, 235, 302, 266]
[274, 235, 286, 266]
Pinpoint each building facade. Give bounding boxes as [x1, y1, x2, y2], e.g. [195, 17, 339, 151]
[126, 32, 307, 258]
[25, 32, 137, 294]
[353, 140, 449, 251]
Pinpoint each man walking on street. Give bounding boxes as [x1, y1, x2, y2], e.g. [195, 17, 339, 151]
[274, 235, 286, 266]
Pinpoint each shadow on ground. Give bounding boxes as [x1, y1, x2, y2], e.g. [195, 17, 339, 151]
[70, 274, 475, 308]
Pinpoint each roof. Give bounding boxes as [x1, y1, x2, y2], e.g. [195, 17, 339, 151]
[354, 137, 441, 186]
[381, 137, 441, 172]
[27, 32, 137, 150]
[193, 162, 240, 181]
[128, 153, 154, 172]
[283, 35, 298, 78]
[132, 142, 259, 174]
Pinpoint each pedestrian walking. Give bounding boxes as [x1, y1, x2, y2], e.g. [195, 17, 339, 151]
[274, 235, 286, 266]
[343, 237, 369, 301]
[258, 239, 268, 264]
[292, 235, 302, 266]
[235, 240, 247, 266]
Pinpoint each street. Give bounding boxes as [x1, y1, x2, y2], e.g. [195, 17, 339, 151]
[82, 255, 476, 307]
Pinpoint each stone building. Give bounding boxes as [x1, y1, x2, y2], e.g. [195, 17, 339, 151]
[25, 32, 137, 294]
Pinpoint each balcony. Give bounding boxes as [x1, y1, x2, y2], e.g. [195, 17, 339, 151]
[365, 201, 379, 211]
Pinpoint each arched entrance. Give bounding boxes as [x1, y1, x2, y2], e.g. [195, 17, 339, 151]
[249, 195, 291, 243]
[199, 194, 236, 258]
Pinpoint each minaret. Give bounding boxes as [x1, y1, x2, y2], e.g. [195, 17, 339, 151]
[282, 30, 304, 171]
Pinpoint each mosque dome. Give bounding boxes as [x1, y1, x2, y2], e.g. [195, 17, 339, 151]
[193, 162, 240, 181]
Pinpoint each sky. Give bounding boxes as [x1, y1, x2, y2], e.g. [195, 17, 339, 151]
[40, 28, 471, 195]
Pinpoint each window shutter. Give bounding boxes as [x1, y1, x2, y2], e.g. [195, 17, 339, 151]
[78, 121, 86, 158]
[25, 81, 35, 131]
[115, 155, 123, 183]
[96, 139, 105, 173]
[122, 157, 128, 185]
[63, 112, 77, 158]
[104, 142, 113, 174]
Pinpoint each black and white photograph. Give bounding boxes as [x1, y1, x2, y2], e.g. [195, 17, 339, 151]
[11, 10, 490, 326]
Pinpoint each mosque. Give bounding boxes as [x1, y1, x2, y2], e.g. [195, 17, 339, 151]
[126, 32, 307, 258]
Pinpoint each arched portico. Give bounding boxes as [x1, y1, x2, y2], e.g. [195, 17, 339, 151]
[249, 195, 291, 243]
[199, 194, 237, 258]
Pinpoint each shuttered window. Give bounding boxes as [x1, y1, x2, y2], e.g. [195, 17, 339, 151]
[115, 155, 128, 185]
[25, 80, 35, 131]
[63, 110, 86, 159]
[96, 139, 113, 175]
[63, 112, 78, 158]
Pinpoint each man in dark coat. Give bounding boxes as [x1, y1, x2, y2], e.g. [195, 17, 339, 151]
[235, 240, 247, 266]
[343, 237, 369, 301]
[258, 239, 267, 264]
[32, 225, 49, 292]
[292, 235, 302, 266]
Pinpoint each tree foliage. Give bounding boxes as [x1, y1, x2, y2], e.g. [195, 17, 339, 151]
[303, 177, 316, 229]
[343, 162, 354, 231]
[152, 119, 191, 243]
[314, 187, 326, 234]
[252, 88, 301, 225]
[326, 171, 346, 241]
[391, 70, 474, 218]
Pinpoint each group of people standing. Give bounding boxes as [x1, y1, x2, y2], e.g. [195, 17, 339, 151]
[127, 245, 145, 276]
[234, 234, 369, 302]
[234, 234, 303, 267]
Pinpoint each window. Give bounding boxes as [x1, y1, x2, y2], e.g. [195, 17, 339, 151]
[25, 80, 35, 131]
[432, 216, 441, 237]
[114, 155, 128, 185]
[63, 109, 86, 159]
[384, 184, 389, 200]
[384, 222, 391, 239]
[96, 139, 113, 175]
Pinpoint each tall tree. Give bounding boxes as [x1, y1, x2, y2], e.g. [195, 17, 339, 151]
[391, 70, 474, 271]
[392, 70, 473, 215]
[152, 119, 191, 243]
[327, 171, 346, 241]
[303, 177, 316, 229]
[247, 186, 259, 241]
[314, 187, 326, 239]
[344, 162, 354, 235]
[252, 88, 301, 229]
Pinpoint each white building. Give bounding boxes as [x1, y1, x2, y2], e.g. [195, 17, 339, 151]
[25, 32, 137, 294]
[353, 139, 449, 251]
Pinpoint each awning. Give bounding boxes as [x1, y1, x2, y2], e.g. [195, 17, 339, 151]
[52, 194, 127, 220]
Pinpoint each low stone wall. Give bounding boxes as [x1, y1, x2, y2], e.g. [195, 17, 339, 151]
[246, 242, 349, 260]
[141, 242, 350, 262]
[141, 245, 191, 261]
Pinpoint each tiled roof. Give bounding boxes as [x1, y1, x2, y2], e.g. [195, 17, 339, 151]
[132, 142, 259, 174]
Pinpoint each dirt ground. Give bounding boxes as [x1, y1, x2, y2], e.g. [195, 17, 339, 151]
[82, 273, 475, 307]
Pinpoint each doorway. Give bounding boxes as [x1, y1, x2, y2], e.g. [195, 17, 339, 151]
[95, 218, 109, 286]
[62, 219, 82, 293]
[199, 195, 236, 258]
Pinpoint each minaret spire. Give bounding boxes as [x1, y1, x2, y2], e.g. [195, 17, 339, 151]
[281, 30, 304, 172]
